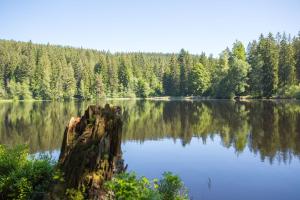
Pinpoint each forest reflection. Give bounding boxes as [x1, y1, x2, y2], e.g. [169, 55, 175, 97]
[1, 100, 300, 164]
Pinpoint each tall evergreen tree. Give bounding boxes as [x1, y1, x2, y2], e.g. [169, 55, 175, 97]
[94, 74, 105, 98]
[279, 33, 296, 86]
[163, 55, 180, 96]
[106, 55, 119, 96]
[247, 41, 263, 96]
[31, 50, 51, 99]
[178, 49, 192, 95]
[118, 56, 132, 91]
[293, 32, 300, 82]
[61, 63, 76, 99]
[258, 33, 279, 97]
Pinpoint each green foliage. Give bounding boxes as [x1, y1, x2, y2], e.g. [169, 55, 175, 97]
[0, 145, 55, 200]
[232, 40, 247, 61]
[94, 74, 106, 98]
[0, 31, 300, 99]
[227, 58, 249, 96]
[105, 172, 158, 200]
[229, 41, 249, 96]
[277, 84, 300, 99]
[247, 41, 263, 96]
[279, 33, 296, 86]
[105, 172, 188, 200]
[65, 188, 84, 200]
[61, 63, 76, 99]
[158, 172, 188, 200]
[118, 56, 132, 92]
[178, 49, 192, 96]
[8, 80, 32, 100]
[294, 32, 300, 82]
[163, 55, 180, 96]
[135, 79, 150, 98]
[259, 33, 279, 97]
[189, 63, 211, 95]
[31, 51, 51, 99]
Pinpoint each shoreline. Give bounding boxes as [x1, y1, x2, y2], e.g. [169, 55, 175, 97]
[0, 96, 299, 102]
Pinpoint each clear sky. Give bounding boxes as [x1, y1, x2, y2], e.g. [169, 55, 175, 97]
[0, 0, 299, 56]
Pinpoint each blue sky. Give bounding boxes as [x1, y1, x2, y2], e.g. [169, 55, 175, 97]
[0, 0, 299, 56]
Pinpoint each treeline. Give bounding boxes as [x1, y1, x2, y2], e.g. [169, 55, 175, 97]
[0, 31, 300, 99]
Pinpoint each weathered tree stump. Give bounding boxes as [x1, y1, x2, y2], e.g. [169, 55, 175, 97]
[47, 104, 124, 199]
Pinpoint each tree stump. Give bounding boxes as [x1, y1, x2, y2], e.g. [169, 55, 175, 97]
[47, 104, 124, 199]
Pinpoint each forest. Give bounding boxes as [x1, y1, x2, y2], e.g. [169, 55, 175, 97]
[0, 31, 300, 100]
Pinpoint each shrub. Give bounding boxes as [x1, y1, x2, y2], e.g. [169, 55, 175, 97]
[105, 172, 158, 200]
[65, 188, 85, 200]
[157, 172, 188, 200]
[277, 84, 300, 99]
[134, 79, 150, 98]
[0, 145, 55, 200]
[0, 145, 189, 200]
[105, 172, 188, 200]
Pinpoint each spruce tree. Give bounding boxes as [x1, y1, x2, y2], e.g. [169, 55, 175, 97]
[258, 33, 279, 97]
[279, 33, 296, 86]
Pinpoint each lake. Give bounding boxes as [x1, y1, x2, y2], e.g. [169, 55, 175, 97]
[0, 100, 300, 200]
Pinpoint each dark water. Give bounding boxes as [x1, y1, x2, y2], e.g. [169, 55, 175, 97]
[1, 100, 300, 200]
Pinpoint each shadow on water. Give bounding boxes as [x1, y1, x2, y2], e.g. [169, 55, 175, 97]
[1, 100, 300, 164]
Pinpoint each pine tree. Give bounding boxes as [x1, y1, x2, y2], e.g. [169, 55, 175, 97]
[94, 54, 106, 75]
[258, 33, 279, 97]
[279, 33, 296, 86]
[31, 50, 51, 99]
[178, 49, 192, 95]
[163, 55, 180, 96]
[61, 63, 76, 99]
[118, 56, 132, 91]
[247, 40, 263, 96]
[94, 74, 105, 98]
[293, 32, 300, 83]
[106, 55, 119, 96]
[48, 52, 62, 99]
[81, 56, 93, 99]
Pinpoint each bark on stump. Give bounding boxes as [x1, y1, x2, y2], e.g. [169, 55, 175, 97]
[47, 104, 124, 199]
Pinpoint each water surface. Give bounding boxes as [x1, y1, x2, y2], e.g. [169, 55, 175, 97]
[1, 100, 299, 199]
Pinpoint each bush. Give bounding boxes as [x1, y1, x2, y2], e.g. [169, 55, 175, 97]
[0, 145, 55, 200]
[65, 188, 85, 200]
[157, 172, 188, 200]
[105, 172, 189, 200]
[277, 84, 300, 99]
[0, 145, 189, 200]
[134, 79, 150, 98]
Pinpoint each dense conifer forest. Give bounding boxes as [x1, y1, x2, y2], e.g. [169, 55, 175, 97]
[0, 31, 300, 100]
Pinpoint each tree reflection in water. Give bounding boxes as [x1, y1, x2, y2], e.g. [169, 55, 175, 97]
[0, 100, 299, 164]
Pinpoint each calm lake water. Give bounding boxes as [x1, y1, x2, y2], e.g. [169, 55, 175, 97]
[1, 100, 300, 200]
